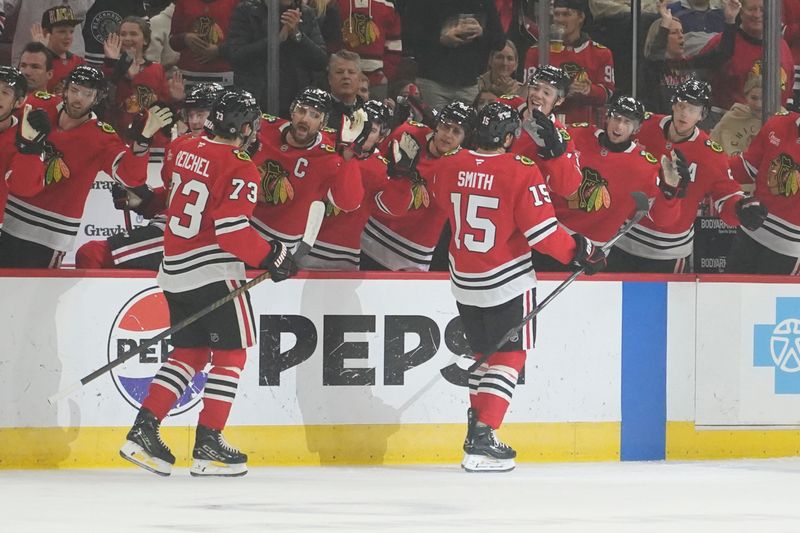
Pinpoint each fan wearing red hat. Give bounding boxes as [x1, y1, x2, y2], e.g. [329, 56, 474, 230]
[522, 0, 614, 126]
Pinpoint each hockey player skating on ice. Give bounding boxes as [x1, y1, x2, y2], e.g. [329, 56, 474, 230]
[612, 79, 765, 273]
[429, 102, 607, 472]
[120, 90, 299, 477]
[534, 94, 682, 271]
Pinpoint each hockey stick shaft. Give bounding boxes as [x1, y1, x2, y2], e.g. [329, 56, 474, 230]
[123, 208, 133, 233]
[467, 191, 651, 372]
[48, 201, 326, 405]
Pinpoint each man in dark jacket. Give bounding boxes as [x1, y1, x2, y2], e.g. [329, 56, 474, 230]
[402, 0, 505, 110]
[221, 0, 328, 117]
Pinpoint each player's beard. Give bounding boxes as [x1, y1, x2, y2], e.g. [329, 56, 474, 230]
[63, 99, 93, 119]
[290, 123, 317, 147]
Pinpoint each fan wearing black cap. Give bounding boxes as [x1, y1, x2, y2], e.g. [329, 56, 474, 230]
[31, 5, 86, 94]
[522, 0, 614, 126]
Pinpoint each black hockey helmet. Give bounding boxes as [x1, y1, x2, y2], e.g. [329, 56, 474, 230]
[528, 64, 572, 96]
[206, 89, 261, 139]
[65, 64, 105, 93]
[607, 94, 646, 123]
[671, 79, 711, 110]
[0, 66, 28, 99]
[473, 101, 521, 150]
[438, 101, 477, 133]
[184, 82, 225, 110]
[291, 86, 333, 115]
[363, 99, 393, 136]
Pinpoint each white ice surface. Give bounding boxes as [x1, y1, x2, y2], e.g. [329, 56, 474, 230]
[3, 459, 800, 533]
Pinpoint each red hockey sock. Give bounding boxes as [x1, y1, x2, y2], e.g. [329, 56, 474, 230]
[468, 354, 488, 411]
[476, 350, 526, 429]
[141, 347, 209, 420]
[75, 240, 114, 269]
[198, 349, 246, 430]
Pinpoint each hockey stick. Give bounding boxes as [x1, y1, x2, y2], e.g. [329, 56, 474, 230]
[47, 201, 327, 405]
[466, 190, 651, 372]
[122, 207, 133, 233]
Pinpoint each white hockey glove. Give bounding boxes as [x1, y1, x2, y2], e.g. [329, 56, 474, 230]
[338, 108, 372, 155]
[139, 104, 174, 141]
[659, 149, 690, 199]
[387, 132, 422, 181]
[16, 104, 51, 155]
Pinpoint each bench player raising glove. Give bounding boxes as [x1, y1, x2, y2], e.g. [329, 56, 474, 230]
[129, 103, 174, 148]
[337, 108, 372, 156]
[387, 132, 422, 182]
[659, 149, 691, 200]
[15, 104, 51, 155]
[523, 108, 566, 160]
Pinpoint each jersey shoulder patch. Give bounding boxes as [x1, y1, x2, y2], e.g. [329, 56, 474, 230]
[705, 139, 724, 153]
[643, 111, 654, 121]
[569, 122, 590, 128]
[33, 90, 54, 100]
[515, 154, 536, 166]
[320, 143, 336, 153]
[321, 126, 337, 134]
[407, 119, 426, 128]
[377, 155, 389, 166]
[775, 109, 790, 116]
[98, 121, 116, 134]
[261, 113, 279, 123]
[234, 149, 251, 162]
[640, 150, 658, 164]
[443, 147, 461, 157]
[592, 41, 608, 49]
[557, 128, 571, 141]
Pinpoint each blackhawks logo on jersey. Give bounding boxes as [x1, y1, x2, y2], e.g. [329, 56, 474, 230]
[324, 198, 342, 218]
[767, 153, 800, 197]
[124, 85, 156, 114]
[342, 13, 381, 49]
[751, 60, 788, 91]
[560, 62, 589, 83]
[410, 179, 430, 210]
[43, 145, 70, 185]
[569, 168, 611, 212]
[259, 160, 294, 204]
[192, 16, 224, 45]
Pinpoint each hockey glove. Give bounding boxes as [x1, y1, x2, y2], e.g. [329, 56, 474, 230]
[110, 51, 135, 82]
[135, 104, 174, 144]
[659, 149, 690, 200]
[735, 196, 768, 231]
[111, 183, 155, 216]
[260, 240, 298, 282]
[338, 108, 372, 155]
[571, 233, 607, 275]
[387, 132, 422, 180]
[16, 105, 51, 155]
[523, 109, 566, 160]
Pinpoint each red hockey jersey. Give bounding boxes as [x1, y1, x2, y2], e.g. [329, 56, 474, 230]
[158, 135, 271, 292]
[0, 117, 46, 228]
[699, 30, 794, 110]
[729, 110, 800, 257]
[431, 148, 577, 307]
[170, 0, 236, 85]
[303, 149, 411, 270]
[554, 125, 680, 245]
[523, 39, 615, 125]
[619, 113, 744, 259]
[250, 114, 364, 250]
[334, 0, 403, 84]
[363, 120, 447, 271]
[512, 113, 582, 199]
[3, 93, 148, 252]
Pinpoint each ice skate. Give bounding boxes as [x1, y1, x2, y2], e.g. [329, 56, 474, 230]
[463, 408, 478, 452]
[190, 425, 248, 477]
[119, 409, 175, 476]
[461, 424, 516, 473]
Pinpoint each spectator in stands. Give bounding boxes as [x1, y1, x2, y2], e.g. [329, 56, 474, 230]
[667, 0, 726, 55]
[701, 0, 794, 116]
[307, 0, 343, 49]
[477, 40, 524, 98]
[326, 50, 365, 132]
[710, 73, 770, 154]
[7, 0, 90, 66]
[331, 0, 403, 100]
[102, 16, 184, 144]
[523, 0, 615, 125]
[18, 42, 53, 95]
[784, 0, 800, 103]
[170, 0, 238, 87]
[642, 0, 739, 115]
[31, 6, 85, 93]
[402, 0, 505, 110]
[145, 2, 180, 68]
[82, 1, 148, 67]
[222, 0, 327, 117]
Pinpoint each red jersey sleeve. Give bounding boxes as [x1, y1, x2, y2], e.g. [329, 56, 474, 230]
[212, 152, 272, 267]
[97, 123, 149, 188]
[327, 156, 364, 212]
[5, 151, 45, 198]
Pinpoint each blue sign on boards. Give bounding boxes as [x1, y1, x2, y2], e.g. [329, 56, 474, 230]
[754, 298, 800, 394]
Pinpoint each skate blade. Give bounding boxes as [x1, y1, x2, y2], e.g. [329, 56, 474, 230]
[190, 459, 248, 477]
[461, 453, 515, 473]
[119, 441, 172, 476]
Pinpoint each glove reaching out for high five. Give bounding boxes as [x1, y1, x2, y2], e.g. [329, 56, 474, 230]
[16, 104, 51, 155]
[523, 109, 566, 160]
[387, 132, 422, 181]
[338, 108, 372, 155]
[659, 149, 691, 199]
[136, 104, 174, 144]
